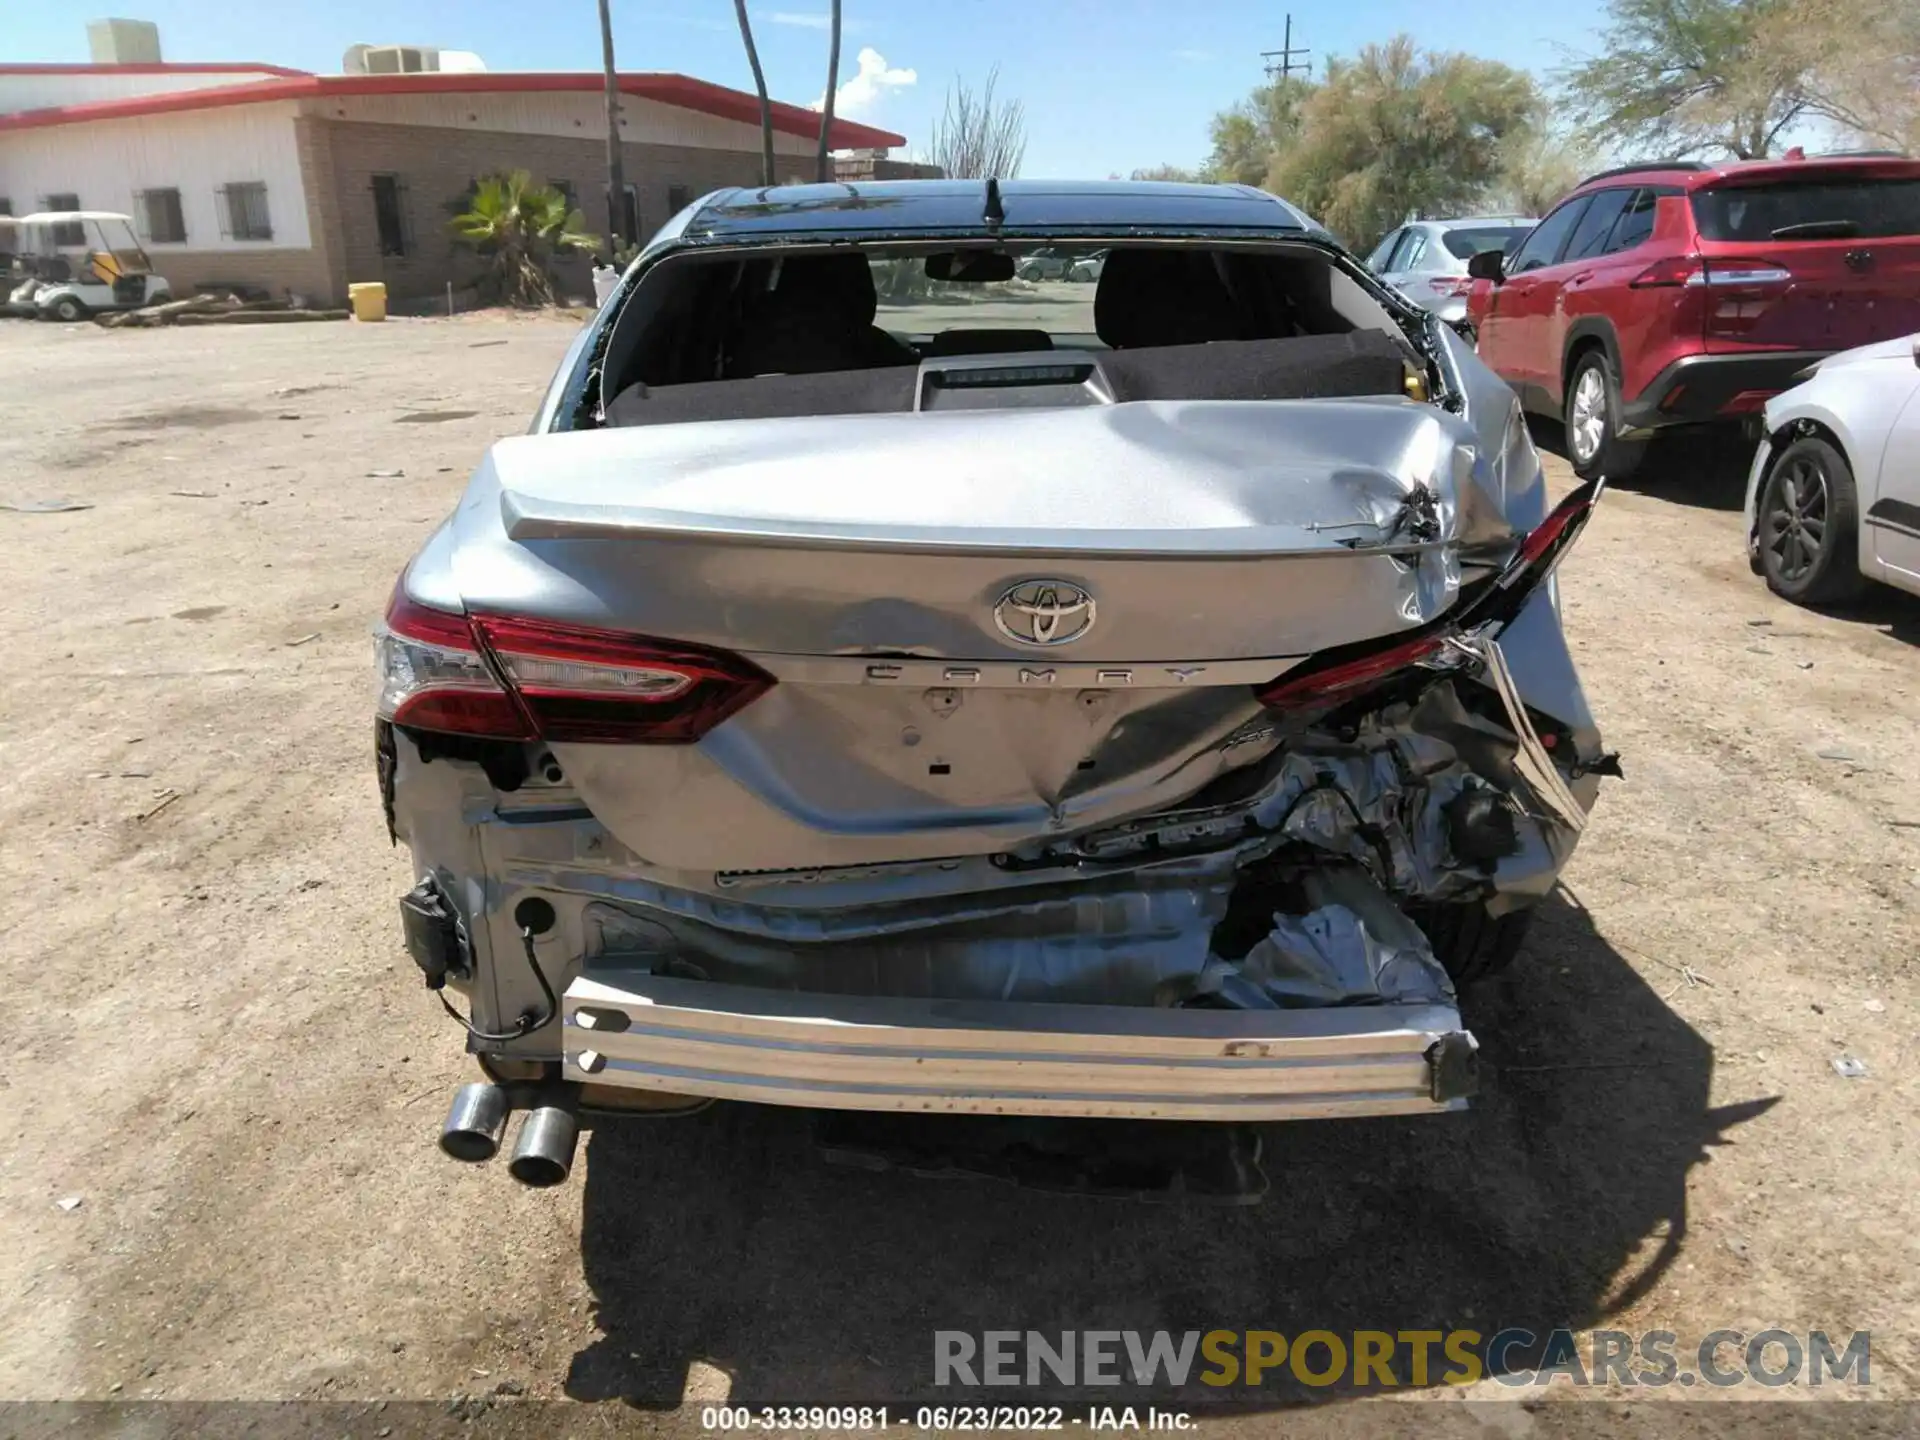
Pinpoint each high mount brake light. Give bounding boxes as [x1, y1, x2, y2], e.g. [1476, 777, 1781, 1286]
[1253, 480, 1603, 716]
[376, 587, 772, 744]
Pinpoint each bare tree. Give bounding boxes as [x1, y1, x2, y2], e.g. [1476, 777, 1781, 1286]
[816, 0, 843, 182]
[1771, 0, 1920, 153]
[731, 0, 775, 185]
[927, 67, 1027, 179]
[596, 0, 628, 251]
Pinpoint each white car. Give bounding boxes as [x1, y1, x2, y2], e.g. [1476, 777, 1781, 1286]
[1745, 333, 1920, 605]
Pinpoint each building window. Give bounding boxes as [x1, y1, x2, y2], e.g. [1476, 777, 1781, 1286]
[218, 182, 273, 241]
[371, 174, 410, 257]
[549, 179, 578, 212]
[667, 184, 691, 215]
[0, 197, 12, 217]
[135, 188, 187, 244]
[40, 195, 83, 246]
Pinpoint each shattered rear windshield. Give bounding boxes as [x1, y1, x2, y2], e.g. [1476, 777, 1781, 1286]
[1691, 177, 1920, 241]
[870, 248, 1101, 345]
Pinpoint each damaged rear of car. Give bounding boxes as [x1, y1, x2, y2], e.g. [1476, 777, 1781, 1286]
[376, 179, 1612, 1187]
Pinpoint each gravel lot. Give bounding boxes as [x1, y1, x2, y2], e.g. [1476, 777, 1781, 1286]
[0, 314, 1914, 1426]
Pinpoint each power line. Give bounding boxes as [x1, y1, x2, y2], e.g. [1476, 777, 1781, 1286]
[1261, 14, 1311, 80]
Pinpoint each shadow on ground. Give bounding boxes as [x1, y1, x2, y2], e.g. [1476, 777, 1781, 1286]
[1529, 417, 1752, 513]
[563, 888, 1772, 1410]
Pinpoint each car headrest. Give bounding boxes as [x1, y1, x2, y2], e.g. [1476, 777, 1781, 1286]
[1094, 249, 1248, 349]
[766, 253, 879, 326]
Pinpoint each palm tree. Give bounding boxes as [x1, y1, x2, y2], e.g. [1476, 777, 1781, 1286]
[816, 0, 843, 182]
[731, 0, 775, 185]
[596, 0, 628, 251]
[449, 171, 600, 307]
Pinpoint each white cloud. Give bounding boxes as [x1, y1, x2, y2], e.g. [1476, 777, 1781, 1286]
[1173, 47, 1214, 63]
[811, 46, 917, 116]
[763, 9, 832, 27]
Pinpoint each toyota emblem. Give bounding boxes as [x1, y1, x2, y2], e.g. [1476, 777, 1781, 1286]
[993, 580, 1096, 647]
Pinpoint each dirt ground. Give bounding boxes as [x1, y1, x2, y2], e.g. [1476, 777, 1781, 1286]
[0, 314, 1914, 1431]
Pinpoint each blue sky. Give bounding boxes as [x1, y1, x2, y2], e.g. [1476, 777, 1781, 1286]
[6, 2, 1612, 176]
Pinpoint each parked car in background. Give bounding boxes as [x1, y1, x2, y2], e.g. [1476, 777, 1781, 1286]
[378, 179, 1612, 1188]
[1367, 217, 1534, 327]
[1744, 332, 1920, 605]
[1067, 248, 1107, 282]
[1015, 247, 1073, 281]
[1465, 153, 1920, 481]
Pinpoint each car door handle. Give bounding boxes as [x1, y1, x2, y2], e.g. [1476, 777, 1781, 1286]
[1568, 271, 1593, 284]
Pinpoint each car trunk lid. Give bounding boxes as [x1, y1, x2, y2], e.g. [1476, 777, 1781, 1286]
[446, 400, 1524, 870]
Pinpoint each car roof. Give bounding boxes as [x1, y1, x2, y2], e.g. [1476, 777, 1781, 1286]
[1418, 216, 1534, 229]
[1571, 154, 1920, 195]
[681, 178, 1316, 241]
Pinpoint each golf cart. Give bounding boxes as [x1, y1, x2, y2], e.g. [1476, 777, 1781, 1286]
[5, 211, 172, 321]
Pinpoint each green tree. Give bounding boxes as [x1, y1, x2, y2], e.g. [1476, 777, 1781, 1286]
[1130, 164, 1203, 182]
[1492, 129, 1598, 216]
[1204, 77, 1313, 186]
[1559, 0, 1813, 159]
[1267, 37, 1540, 250]
[449, 171, 600, 307]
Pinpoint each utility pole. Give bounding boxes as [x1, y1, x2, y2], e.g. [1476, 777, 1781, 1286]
[597, 0, 629, 252]
[1261, 14, 1311, 81]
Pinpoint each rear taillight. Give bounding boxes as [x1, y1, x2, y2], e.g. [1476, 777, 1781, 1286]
[1253, 631, 1455, 715]
[1633, 255, 1793, 288]
[1253, 479, 1604, 718]
[1630, 256, 1706, 288]
[376, 585, 772, 744]
[471, 614, 773, 744]
[378, 590, 533, 739]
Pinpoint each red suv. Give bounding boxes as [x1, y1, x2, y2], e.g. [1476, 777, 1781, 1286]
[1464, 154, 1920, 479]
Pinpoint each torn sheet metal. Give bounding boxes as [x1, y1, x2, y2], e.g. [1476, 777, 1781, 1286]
[1223, 867, 1456, 1008]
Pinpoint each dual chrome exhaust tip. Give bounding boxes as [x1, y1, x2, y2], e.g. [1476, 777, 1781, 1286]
[439, 1082, 579, 1187]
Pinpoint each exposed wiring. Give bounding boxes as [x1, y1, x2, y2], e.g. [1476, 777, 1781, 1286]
[438, 927, 558, 1043]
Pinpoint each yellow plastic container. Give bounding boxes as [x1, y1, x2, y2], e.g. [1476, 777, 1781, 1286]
[347, 281, 387, 323]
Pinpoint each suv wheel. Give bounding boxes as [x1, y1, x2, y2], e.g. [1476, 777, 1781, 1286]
[1564, 351, 1645, 481]
[1758, 435, 1866, 606]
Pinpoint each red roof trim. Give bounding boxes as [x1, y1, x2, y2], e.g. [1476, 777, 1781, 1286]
[0, 70, 906, 148]
[0, 62, 310, 76]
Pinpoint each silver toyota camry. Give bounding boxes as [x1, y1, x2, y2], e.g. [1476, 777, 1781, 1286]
[375, 179, 1614, 1187]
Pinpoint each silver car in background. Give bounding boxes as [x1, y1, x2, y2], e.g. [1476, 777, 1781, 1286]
[1368, 217, 1535, 327]
[378, 180, 1612, 1189]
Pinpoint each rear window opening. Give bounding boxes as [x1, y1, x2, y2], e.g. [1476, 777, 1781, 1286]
[594, 239, 1425, 427]
[1440, 226, 1531, 259]
[1692, 177, 1920, 242]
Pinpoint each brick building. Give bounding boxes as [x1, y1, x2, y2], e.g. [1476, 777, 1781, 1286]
[0, 57, 909, 305]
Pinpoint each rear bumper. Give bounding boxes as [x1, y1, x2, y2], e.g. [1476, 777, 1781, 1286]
[562, 971, 1478, 1121]
[1621, 351, 1825, 434]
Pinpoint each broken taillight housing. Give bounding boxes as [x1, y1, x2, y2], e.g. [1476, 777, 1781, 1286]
[1253, 631, 1455, 714]
[376, 585, 772, 744]
[1254, 479, 1603, 718]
